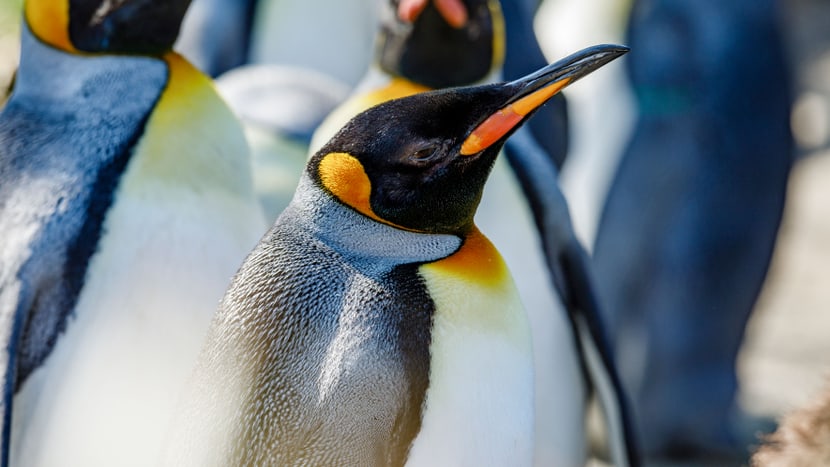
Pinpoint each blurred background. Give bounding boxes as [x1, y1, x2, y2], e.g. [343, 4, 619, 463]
[533, 0, 830, 433]
[1, 0, 828, 463]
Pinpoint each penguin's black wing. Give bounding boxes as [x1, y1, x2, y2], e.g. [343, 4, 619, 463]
[504, 127, 640, 467]
[0, 35, 168, 464]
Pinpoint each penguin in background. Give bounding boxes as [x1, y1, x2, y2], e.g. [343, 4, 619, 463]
[500, 0, 569, 170]
[176, 0, 356, 221]
[0, 0, 266, 465]
[248, 0, 379, 88]
[310, 1, 637, 464]
[752, 381, 830, 466]
[175, 0, 258, 77]
[163, 44, 628, 467]
[592, 0, 792, 462]
[214, 64, 351, 220]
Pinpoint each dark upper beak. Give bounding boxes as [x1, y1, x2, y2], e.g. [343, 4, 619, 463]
[461, 44, 629, 155]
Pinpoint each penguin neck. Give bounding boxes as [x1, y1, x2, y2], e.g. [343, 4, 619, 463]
[287, 173, 462, 271]
[13, 23, 165, 104]
[116, 51, 256, 199]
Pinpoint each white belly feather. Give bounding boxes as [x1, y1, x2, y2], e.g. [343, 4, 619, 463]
[409, 237, 534, 467]
[10, 186, 264, 467]
[478, 157, 588, 466]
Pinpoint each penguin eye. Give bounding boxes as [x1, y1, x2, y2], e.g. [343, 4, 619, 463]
[409, 146, 439, 163]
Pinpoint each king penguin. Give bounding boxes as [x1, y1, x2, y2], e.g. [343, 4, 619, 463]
[0, 1, 266, 466]
[163, 45, 628, 467]
[592, 0, 792, 461]
[310, 1, 637, 465]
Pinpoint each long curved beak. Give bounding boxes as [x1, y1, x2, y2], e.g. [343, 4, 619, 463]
[461, 44, 629, 155]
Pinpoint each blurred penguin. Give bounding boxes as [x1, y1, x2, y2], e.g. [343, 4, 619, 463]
[177, 0, 354, 220]
[249, 0, 379, 88]
[593, 0, 793, 462]
[0, 0, 266, 465]
[501, 0, 569, 169]
[176, 0, 258, 77]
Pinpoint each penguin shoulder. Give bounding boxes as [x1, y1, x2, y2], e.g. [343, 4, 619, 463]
[119, 52, 258, 203]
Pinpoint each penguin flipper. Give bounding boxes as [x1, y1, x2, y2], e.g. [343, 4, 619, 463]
[501, 0, 569, 170]
[558, 242, 640, 467]
[503, 128, 639, 466]
[0, 168, 121, 467]
[0, 292, 22, 467]
[0, 204, 81, 467]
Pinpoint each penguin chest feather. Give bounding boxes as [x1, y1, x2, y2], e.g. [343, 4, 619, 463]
[10, 53, 265, 467]
[408, 229, 534, 466]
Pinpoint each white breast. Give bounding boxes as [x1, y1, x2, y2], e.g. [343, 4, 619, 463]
[8, 49, 266, 467]
[478, 157, 588, 466]
[10, 180, 264, 467]
[408, 256, 534, 467]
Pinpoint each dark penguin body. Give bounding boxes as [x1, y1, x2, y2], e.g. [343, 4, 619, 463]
[164, 45, 628, 466]
[593, 0, 792, 460]
[501, 0, 569, 169]
[0, 1, 265, 465]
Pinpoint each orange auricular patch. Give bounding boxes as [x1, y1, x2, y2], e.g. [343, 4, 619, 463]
[426, 227, 508, 286]
[460, 77, 571, 155]
[318, 152, 386, 223]
[25, 0, 75, 52]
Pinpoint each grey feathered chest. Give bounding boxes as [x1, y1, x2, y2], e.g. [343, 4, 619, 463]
[209, 174, 461, 466]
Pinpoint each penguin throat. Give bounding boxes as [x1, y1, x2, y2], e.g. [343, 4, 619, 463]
[290, 174, 462, 268]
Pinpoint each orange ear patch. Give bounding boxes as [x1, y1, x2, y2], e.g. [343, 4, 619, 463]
[460, 77, 571, 155]
[25, 0, 75, 52]
[318, 152, 382, 222]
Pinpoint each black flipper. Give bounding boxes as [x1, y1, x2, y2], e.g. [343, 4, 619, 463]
[501, 0, 570, 170]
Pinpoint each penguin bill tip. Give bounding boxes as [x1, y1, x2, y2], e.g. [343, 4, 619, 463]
[460, 43, 629, 156]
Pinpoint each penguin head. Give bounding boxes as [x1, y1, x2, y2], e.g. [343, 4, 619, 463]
[311, 44, 628, 236]
[377, 0, 505, 88]
[24, 0, 192, 54]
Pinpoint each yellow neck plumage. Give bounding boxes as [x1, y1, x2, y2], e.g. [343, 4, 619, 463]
[119, 51, 253, 197]
[25, 0, 75, 52]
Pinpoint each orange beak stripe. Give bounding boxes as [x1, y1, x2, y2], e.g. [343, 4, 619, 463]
[460, 77, 571, 155]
